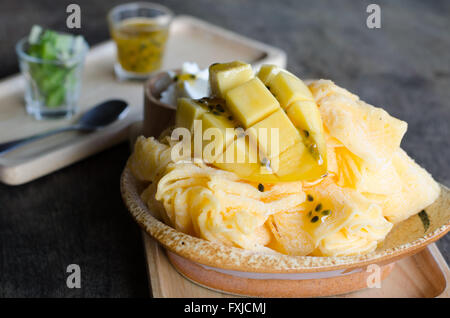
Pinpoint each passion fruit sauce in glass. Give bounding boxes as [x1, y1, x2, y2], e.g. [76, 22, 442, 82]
[111, 18, 169, 74]
[108, 3, 173, 80]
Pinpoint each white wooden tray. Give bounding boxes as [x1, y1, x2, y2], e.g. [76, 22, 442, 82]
[0, 15, 286, 185]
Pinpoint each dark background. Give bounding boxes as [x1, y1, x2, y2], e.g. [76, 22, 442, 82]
[0, 0, 449, 297]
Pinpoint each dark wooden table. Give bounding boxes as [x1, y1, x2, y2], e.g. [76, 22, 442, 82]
[0, 0, 449, 297]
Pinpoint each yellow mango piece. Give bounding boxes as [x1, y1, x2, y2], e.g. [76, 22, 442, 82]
[200, 112, 236, 162]
[257, 64, 300, 86]
[225, 78, 280, 127]
[286, 100, 322, 137]
[200, 64, 330, 183]
[211, 133, 283, 182]
[241, 166, 280, 183]
[274, 143, 326, 181]
[218, 164, 281, 183]
[248, 109, 301, 159]
[212, 136, 260, 178]
[176, 98, 207, 132]
[209, 61, 254, 98]
[286, 100, 327, 166]
[269, 71, 314, 108]
[257, 64, 280, 85]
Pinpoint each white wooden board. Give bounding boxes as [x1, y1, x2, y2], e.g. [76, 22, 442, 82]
[0, 15, 286, 185]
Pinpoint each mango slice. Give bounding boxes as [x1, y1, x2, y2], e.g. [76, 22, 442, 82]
[275, 143, 326, 181]
[286, 100, 327, 165]
[212, 133, 284, 183]
[268, 71, 314, 108]
[247, 109, 301, 159]
[176, 97, 237, 163]
[174, 61, 328, 183]
[257, 64, 280, 85]
[176, 98, 207, 132]
[200, 111, 236, 162]
[209, 61, 253, 98]
[213, 136, 260, 178]
[225, 78, 279, 127]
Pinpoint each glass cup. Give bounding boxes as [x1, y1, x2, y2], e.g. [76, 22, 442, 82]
[16, 37, 89, 120]
[108, 2, 173, 80]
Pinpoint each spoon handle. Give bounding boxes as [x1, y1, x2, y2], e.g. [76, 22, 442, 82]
[0, 125, 80, 155]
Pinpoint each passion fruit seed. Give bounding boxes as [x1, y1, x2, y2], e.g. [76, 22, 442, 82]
[307, 211, 312, 217]
[321, 210, 331, 216]
[235, 127, 246, 138]
[304, 130, 310, 137]
[315, 203, 322, 212]
[309, 144, 319, 157]
[258, 183, 264, 192]
[307, 194, 314, 201]
[311, 216, 319, 223]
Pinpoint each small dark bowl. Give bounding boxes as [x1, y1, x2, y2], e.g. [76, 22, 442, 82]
[143, 70, 178, 138]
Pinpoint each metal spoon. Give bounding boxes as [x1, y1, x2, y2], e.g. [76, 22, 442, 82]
[0, 99, 129, 155]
